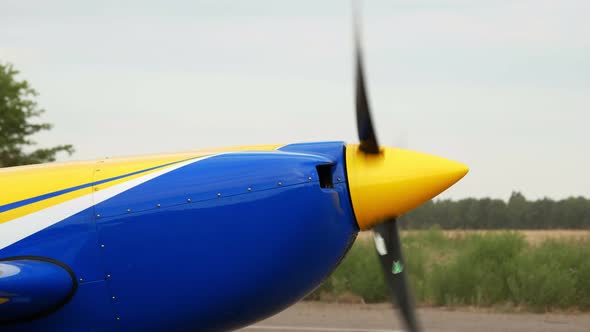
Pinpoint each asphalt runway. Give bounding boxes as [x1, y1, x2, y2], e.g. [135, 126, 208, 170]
[238, 302, 590, 332]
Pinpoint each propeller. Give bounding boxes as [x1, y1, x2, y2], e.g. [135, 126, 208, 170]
[373, 220, 420, 332]
[352, 5, 421, 332]
[353, 11, 379, 155]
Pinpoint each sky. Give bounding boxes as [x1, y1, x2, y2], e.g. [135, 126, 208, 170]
[1, 0, 589, 200]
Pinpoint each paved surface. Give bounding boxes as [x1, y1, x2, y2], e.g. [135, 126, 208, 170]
[238, 302, 590, 332]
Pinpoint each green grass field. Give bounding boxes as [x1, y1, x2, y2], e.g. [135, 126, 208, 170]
[307, 228, 590, 312]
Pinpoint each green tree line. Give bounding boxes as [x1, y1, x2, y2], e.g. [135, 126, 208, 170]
[399, 192, 590, 229]
[0, 63, 73, 167]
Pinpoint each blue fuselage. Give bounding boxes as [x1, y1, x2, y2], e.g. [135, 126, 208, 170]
[1, 142, 359, 331]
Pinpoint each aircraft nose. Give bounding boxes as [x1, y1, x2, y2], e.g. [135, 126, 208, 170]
[345, 144, 468, 230]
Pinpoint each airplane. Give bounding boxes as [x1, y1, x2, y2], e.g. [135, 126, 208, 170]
[0, 9, 468, 332]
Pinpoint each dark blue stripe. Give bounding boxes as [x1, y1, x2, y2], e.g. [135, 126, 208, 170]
[0, 157, 199, 214]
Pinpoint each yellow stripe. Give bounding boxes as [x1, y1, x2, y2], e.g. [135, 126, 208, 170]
[92, 157, 195, 193]
[90, 144, 283, 192]
[0, 160, 96, 206]
[0, 187, 93, 224]
[0, 298, 9, 305]
[0, 145, 282, 224]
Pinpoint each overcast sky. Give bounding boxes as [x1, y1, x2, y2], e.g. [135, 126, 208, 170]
[1, 0, 589, 200]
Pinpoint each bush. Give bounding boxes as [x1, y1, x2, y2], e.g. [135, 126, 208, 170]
[307, 228, 590, 311]
[431, 232, 526, 306]
[308, 240, 387, 302]
[509, 240, 587, 310]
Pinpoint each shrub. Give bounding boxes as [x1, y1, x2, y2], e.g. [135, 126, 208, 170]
[308, 228, 590, 311]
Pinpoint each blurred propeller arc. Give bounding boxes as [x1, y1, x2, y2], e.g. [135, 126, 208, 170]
[352, 3, 421, 332]
[353, 3, 379, 155]
[373, 220, 421, 332]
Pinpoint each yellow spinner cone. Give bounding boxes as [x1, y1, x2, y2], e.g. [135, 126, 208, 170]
[346, 144, 469, 230]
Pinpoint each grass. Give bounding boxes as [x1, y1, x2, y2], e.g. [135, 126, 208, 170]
[307, 240, 387, 303]
[307, 228, 590, 311]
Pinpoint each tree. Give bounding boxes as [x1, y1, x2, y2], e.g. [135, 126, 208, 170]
[401, 192, 590, 230]
[0, 63, 74, 167]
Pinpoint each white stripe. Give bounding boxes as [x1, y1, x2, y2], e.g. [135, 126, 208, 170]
[92, 155, 214, 204]
[0, 155, 216, 250]
[244, 325, 402, 332]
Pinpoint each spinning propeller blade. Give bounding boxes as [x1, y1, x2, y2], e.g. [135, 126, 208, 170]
[353, 10, 379, 155]
[352, 4, 421, 332]
[348, 2, 468, 331]
[373, 220, 420, 332]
